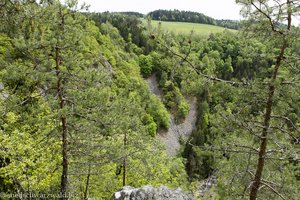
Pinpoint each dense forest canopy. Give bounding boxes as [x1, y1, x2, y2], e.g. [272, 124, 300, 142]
[117, 11, 144, 18]
[0, 0, 299, 200]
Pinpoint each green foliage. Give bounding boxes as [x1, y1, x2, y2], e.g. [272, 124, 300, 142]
[1, 1, 299, 199]
[88, 12, 153, 53]
[0, 34, 14, 61]
[197, 31, 273, 80]
[139, 54, 154, 77]
[142, 114, 157, 137]
[183, 91, 214, 180]
[148, 13, 299, 198]
[0, 1, 187, 199]
[146, 95, 170, 129]
[178, 100, 190, 119]
[162, 81, 190, 120]
[148, 51, 162, 71]
[80, 144, 189, 199]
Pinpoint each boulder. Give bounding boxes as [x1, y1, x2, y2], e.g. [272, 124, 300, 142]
[110, 186, 193, 200]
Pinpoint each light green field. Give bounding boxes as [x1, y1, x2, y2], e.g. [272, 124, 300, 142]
[142, 19, 236, 36]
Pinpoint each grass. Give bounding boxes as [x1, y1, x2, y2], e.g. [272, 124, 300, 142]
[141, 19, 237, 36]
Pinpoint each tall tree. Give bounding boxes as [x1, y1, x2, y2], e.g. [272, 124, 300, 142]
[236, 0, 299, 199]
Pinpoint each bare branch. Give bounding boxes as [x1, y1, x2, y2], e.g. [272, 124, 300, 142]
[260, 181, 287, 200]
[271, 115, 300, 133]
[250, 0, 285, 35]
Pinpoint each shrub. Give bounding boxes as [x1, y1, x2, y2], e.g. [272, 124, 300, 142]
[139, 54, 153, 78]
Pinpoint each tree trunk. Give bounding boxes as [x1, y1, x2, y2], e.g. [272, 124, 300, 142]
[123, 131, 127, 186]
[83, 164, 91, 200]
[249, 41, 287, 200]
[60, 116, 68, 199]
[55, 47, 68, 200]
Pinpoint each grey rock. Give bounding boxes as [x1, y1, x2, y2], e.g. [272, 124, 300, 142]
[110, 186, 193, 200]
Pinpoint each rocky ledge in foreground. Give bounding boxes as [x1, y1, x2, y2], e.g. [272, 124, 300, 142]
[110, 186, 193, 200]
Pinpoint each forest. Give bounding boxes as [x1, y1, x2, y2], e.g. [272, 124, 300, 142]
[0, 0, 299, 199]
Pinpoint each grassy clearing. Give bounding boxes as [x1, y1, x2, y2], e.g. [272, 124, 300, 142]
[141, 19, 237, 36]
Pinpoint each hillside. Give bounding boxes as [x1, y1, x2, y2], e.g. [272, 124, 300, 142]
[142, 19, 237, 35]
[0, 1, 299, 200]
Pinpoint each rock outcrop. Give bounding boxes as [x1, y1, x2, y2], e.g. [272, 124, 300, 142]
[110, 186, 193, 200]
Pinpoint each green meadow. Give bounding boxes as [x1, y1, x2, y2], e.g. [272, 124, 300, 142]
[142, 19, 237, 35]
